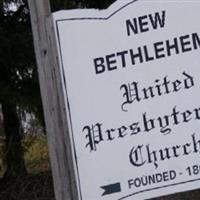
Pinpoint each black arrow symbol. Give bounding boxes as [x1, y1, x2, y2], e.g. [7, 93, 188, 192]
[101, 182, 121, 196]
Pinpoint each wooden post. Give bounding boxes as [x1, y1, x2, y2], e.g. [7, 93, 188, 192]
[27, 1, 79, 200]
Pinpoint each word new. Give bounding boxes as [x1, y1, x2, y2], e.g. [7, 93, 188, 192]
[126, 10, 166, 36]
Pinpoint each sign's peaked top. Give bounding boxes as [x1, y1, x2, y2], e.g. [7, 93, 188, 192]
[53, 0, 198, 22]
[52, 0, 138, 20]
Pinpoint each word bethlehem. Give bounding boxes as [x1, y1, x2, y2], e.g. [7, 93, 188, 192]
[93, 32, 200, 75]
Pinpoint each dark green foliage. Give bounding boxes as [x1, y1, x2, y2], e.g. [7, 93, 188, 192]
[1, 102, 27, 177]
[0, 0, 43, 120]
[0, 0, 43, 177]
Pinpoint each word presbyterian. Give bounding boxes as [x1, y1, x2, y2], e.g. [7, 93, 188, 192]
[93, 32, 200, 75]
[83, 105, 200, 152]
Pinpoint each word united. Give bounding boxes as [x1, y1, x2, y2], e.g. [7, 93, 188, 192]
[120, 71, 193, 112]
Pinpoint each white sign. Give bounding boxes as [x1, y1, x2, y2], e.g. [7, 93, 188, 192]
[53, 0, 200, 199]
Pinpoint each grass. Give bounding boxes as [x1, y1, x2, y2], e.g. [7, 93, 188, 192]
[0, 172, 54, 200]
[23, 135, 50, 174]
[0, 135, 55, 200]
[0, 135, 51, 176]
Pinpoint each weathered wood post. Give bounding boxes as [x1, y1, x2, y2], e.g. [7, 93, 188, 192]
[27, 0, 79, 200]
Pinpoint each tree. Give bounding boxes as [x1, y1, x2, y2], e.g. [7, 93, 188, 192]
[0, 0, 43, 177]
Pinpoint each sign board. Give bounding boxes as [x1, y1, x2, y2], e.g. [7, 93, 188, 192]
[52, 0, 200, 199]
